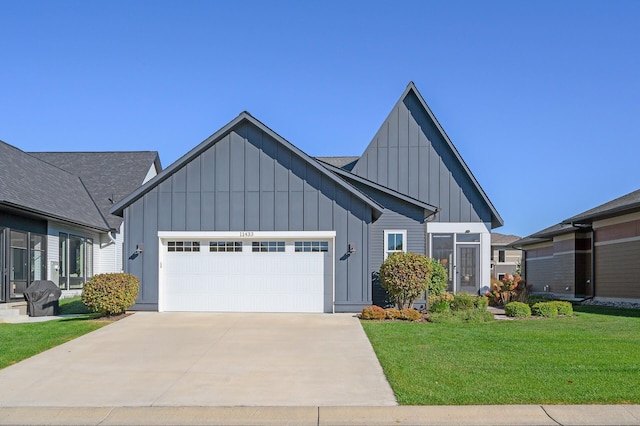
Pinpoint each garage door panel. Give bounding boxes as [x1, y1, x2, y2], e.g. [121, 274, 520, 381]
[162, 243, 327, 312]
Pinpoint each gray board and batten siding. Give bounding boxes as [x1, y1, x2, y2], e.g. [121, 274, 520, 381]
[351, 83, 502, 229]
[114, 113, 381, 312]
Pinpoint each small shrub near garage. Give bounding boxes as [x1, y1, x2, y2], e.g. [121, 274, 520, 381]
[81, 273, 139, 316]
[504, 301, 531, 318]
[531, 302, 558, 318]
[360, 305, 386, 320]
[380, 252, 432, 309]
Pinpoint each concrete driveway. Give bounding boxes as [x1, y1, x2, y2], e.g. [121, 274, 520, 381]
[0, 312, 397, 407]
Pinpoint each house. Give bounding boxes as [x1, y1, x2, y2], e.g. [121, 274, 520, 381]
[490, 233, 522, 280]
[513, 188, 640, 304]
[0, 141, 160, 313]
[111, 82, 503, 313]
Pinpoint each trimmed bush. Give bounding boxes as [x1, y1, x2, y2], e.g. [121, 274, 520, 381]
[81, 273, 139, 316]
[385, 308, 402, 320]
[428, 309, 494, 324]
[380, 252, 432, 309]
[428, 292, 453, 313]
[451, 293, 475, 311]
[428, 258, 448, 296]
[401, 308, 422, 321]
[505, 301, 531, 318]
[550, 301, 574, 316]
[360, 305, 386, 320]
[531, 302, 558, 318]
[475, 296, 489, 310]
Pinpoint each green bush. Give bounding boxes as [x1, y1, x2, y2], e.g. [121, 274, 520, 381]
[428, 309, 494, 324]
[475, 296, 489, 310]
[451, 293, 475, 311]
[428, 292, 453, 313]
[550, 301, 573, 316]
[531, 302, 558, 318]
[527, 295, 551, 307]
[360, 305, 386, 320]
[504, 301, 531, 318]
[81, 273, 139, 316]
[385, 308, 402, 320]
[380, 252, 432, 309]
[428, 258, 448, 296]
[401, 308, 422, 321]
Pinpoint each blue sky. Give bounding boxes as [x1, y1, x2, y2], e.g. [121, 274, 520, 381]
[1, 0, 639, 237]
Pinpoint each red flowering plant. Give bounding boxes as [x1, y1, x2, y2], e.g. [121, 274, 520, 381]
[485, 273, 523, 306]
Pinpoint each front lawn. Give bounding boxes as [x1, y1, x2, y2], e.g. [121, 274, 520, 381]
[362, 305, 640, 405]
[0, 297, 107, 369]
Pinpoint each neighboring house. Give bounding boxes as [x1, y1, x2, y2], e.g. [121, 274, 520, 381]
[490, 233, 522, 280]
[513, 188, 640, 303]
[111, 82, 503, 313]
[0, 141, 160, 310]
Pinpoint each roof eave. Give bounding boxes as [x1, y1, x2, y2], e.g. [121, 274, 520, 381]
[0, 200, 111, 232]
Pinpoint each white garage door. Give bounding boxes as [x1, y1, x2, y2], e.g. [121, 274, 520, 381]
[160, 236, 332, 313]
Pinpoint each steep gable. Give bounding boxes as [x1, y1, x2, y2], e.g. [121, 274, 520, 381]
[351, 82, 503, 228]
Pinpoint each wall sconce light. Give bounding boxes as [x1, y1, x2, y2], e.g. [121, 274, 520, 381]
[135, 243, 144, 254]
[348, 243, 356, 254]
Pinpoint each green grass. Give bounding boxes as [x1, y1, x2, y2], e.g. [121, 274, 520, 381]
[0, 297, 107, 369]
[362, 305, 640, 405]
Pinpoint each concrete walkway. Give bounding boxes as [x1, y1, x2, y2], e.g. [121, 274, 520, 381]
[0, 312, 396, 407]
[0, 405, 639, 425]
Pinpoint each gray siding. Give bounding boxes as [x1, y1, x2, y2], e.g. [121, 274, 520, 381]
[595, 240, 640, 299]
[352, 89, 491, 224]
[342, 182, 426, 307]
[124, 121, 374, 311]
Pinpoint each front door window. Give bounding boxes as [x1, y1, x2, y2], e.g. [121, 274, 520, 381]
[10, 230, 28, 298]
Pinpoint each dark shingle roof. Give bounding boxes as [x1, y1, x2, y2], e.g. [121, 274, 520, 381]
[510, 223, 579, 248]
[28, 151, 160, 229]
[563, 188, 640, 224]
[314, 156, 359, 171]
[0, 141, 110, 231]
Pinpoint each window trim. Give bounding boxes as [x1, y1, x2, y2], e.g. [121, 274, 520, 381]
[383, 230, 407, 259]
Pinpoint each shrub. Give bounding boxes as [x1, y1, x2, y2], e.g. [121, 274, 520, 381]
[81, 273, 139, 316]
[531, 302, 558, 318]
[451, 293, 476, 311]
[380, 252, 432, 309]
[504, 301, 531, 318]
[550, 301, 573, 316]
[486, 273, 524, 306]
[428, 258, 448, 296]
[401, 308, 422, 321]
[360, 305, 386, 320]
[527, 295, 551, 307]
[385, 308, 402, 320]
[428, 309, 494, 324]
[428, 292, 453, 313]
[474, 296, 489, 310]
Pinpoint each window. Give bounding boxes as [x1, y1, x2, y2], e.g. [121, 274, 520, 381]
[457, 233, 480, 243]
[167, 241, 200, 252]
[294, 241, 328, 252]
[383, 230, 407, 259]
[210, 241, 242, 252]
[498, 250, 506, 263]
[8, 230, 47, 299]
[498, 273, 505, 281]
[59, 233, 93, 290]
[252, 241, 285, 252]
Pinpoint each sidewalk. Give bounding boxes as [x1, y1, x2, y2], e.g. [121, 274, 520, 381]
[1, 405, 639, 425]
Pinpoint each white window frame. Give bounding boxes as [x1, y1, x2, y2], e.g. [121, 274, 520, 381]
[383, 230, 407, 259]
